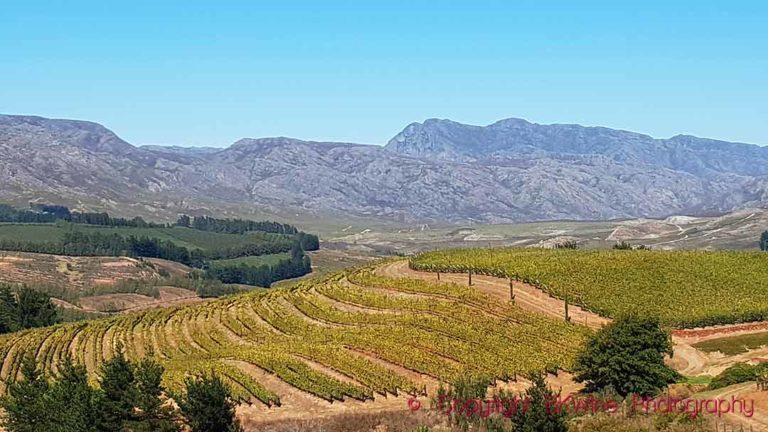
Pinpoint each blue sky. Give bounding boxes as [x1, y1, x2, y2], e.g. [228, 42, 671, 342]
[1, 1, 766, 147]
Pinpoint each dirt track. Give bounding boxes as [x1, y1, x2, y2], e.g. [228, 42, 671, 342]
[375, 260, 609, 329]
[377, 261, 768, 381]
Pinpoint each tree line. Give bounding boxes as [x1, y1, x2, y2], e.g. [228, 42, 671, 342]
[0, 203, 319, 287]
[0, 204, 164, 228]
[762, 231, 768, 251]
[1, 349, 242, 432]
[0, 232, 313, 287]
[176, 214, 298, 235]
[0, 203, 317, 241]
[203, 244, 312, 287]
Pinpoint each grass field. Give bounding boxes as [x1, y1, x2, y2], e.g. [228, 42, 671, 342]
[209, 253, 291, 268]
[0, 264, 589, 404]
[410, 248, 768, 328]
[0, 223, 291, 251]
[693, 332, 768, 355]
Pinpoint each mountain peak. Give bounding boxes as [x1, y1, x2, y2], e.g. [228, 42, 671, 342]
[384, 117, 767, 176]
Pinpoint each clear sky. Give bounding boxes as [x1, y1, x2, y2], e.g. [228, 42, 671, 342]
[1, 1, 766, 147]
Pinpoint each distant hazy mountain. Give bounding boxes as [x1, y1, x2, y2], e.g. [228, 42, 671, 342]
[139, 145, 221, 159]
[386, 118, 768, 177]
[1, 114, 766, 224]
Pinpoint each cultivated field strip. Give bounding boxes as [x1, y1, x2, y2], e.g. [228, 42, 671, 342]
[0, 263, 589, 406]
[411, 249, 768, 328]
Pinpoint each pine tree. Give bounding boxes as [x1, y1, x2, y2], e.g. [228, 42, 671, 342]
[46, 356, 98, 432]
[509, 372, 568, 432]
[761, 231, 768, 251]
[94, 345, 137, 432]
[179, 374, 243, 432]
[0, 356, 50, 432]
[0, 284, 19, 333]
[127, 357, 180, 432]
[15, 287, 58, 330]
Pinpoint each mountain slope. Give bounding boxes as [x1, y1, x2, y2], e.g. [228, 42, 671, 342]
[0, 114, 765, 224]
[386, 118, 768, 177]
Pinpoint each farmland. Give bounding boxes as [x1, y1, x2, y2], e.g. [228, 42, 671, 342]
[0, 206, 320, 290]
[0, 223, 294, 251]
[410, 248, 768, 328]
[209, 253, 291, 268]
[0, 263, 589, 405]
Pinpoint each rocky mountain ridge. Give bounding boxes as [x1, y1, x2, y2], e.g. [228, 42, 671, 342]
[1, 114, 765, 224]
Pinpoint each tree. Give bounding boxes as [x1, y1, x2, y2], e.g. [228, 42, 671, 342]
[2, 353, 182, 432]
[0, 356, 50, 432]
[176, 215, 191, 228]
[94, 346, 137, 432]
[128, 357, 179, 432]
[15, 287, 58, 329]
[573, 314, 680, 397]
[46, 357, 98, 432]
[179, 374, 243, 432]
[761, 231, 768, 251]
[0, 284, 19, 333]
[509, 372, 568, 432]
[434, 375, 492, 431]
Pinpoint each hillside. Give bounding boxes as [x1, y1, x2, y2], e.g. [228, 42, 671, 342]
[410, 248, 768, 328]
[3, 256, 768, 429]
[0, 205, 318, 305]
[2, 114, 767, 224]
[0, 264, 589, 425]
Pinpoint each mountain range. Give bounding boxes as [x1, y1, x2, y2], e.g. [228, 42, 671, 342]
[1, 114, 766, 225]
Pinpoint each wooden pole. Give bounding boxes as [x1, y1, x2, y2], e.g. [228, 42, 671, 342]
[437, 271, 440, 281]
[564, 288, 571, 322]
[509, 279, 515, 301]
[468, 270, 472, 286]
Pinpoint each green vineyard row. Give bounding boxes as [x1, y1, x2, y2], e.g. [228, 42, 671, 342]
[0, 263, 589, 406]
[410, 248, 768, 328]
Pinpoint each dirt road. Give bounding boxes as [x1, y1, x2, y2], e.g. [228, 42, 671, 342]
[376, 260, 609, 330]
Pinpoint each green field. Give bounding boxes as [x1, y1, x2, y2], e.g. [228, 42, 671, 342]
[410, 248, 768, 328]
[0, 223, 290, 251]
[209, 253, 290, 268]
[693, 332, 768, 355]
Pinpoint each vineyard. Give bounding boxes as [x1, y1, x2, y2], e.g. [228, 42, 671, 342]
[0, 263, 588, 406]
[410, 248, 768, 328]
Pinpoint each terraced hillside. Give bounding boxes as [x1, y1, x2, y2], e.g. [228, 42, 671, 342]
[411, 248, 768, 328]
[0, 263, 589, 407]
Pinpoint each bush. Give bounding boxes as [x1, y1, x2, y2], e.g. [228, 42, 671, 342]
[709, 362, 768, 390]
